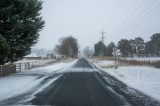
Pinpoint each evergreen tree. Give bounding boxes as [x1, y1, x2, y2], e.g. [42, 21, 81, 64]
[106, 42, 115, 56]
[117, 39, 132, 57]
[150, 33, 160, 56]
[0, 35, 10, 64]
[145, 41, 154, 56]
[134, 37, 145, 57]
[129, 39, 136, 57]
[94, 41, 107, 56]
[0, 0, 44, 62]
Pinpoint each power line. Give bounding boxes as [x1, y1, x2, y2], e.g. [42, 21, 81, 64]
[110, 0, 159, 34]
[108, 0, 134, 34]
[109, 0, 160, 34]
[136, 6, 160, 28]
[133, 1, 160, 26]
[115, 0, 160, 33]
[106, 0, 122, 27]
[128, 0, 156, 24]
[108, 0, 146, 35]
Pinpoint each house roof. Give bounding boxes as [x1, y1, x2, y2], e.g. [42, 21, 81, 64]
[24, 54, 39, 58]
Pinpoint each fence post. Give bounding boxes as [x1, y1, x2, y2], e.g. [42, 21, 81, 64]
[19, 63, 21, 72]
[0, 66, 2, 77]
[9, 65, 10, 74]
[28, 62, 29, 70]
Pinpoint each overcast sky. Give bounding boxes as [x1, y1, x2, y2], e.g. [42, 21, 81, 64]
[35, 0, 160, 50]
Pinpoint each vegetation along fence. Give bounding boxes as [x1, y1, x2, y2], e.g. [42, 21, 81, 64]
[119, 58, 160, 68]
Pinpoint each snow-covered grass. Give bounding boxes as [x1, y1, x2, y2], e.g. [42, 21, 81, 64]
[0, 59, 77, 101]
[93, 59, 160, 101]
[106, 66, 160, 101]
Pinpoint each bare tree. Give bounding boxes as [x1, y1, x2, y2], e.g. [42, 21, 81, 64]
[56, 36, 79, 58]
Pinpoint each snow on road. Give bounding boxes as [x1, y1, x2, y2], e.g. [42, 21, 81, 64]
[0, 59, 77, 101]
[93, 59, 160, 101]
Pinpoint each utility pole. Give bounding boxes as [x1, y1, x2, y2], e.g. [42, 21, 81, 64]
[100, 29, 106, 43]
[100, 29, 106, 56]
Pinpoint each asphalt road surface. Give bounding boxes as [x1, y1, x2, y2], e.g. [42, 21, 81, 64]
[0, 58, 160, 106]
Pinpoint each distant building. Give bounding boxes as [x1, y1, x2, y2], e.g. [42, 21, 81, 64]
[40, 55, 47, 59]
[54, 54, 66, 59]
[47, 54, 54, 59]
[47, 53, 66, 59]
[24, 54, 41, 60]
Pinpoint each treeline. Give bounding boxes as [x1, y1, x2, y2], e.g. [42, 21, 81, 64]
[94, 33, 160, 57]
[94, 41, 115, 56]
[0, 0, 44, 64]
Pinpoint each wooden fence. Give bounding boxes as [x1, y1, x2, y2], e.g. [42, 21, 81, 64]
[93, 56, 160, 68]
[0, 59, 60, 77]
[0, 65, 16, 77]
[15, 59, 59, 72]
[119, 58, 160, 68]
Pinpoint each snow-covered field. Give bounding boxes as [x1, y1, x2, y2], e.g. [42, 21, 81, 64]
[0, 59, 77, 101]
[93, 59, 160, 101]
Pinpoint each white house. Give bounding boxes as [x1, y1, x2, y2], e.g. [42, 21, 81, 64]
[24, 54, 41, 60]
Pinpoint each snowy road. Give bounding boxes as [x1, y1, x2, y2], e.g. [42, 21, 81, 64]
[0, 58, 160, 106]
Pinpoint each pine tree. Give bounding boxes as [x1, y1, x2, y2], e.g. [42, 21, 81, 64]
[129, 39, 136, 57]
[94, 41, 107, 56]
[106, 42, 115, 56]
[150, 33, 160, 56]
[0, 35, 10, 64]
[0, 0, 44, 62]
[145, 41, 154, 56]
[134, 37, 145, 57]
[117, 39, 132, 57]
